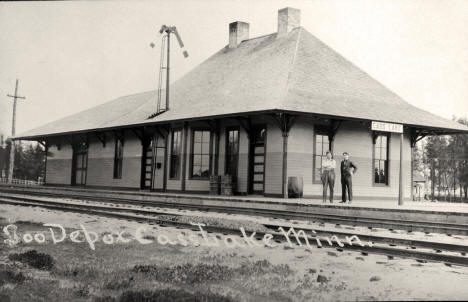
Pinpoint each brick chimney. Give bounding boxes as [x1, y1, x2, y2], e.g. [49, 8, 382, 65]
[277, 7, 301, 37]
[229, 21, 249, 49]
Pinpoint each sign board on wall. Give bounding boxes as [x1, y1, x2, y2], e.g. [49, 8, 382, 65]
[371, 121, 403, 133]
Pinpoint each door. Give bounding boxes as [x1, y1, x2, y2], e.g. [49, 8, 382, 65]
[249, 125, 266, 194]
[72, 143, 88, 186]
[152, 134, 166, 190]
[141, 139, 154, 190]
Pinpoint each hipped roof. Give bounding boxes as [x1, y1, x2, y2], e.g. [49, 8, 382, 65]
[16, 27, 468, 140]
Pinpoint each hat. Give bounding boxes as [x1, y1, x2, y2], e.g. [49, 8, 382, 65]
[342, 152, 349, 156]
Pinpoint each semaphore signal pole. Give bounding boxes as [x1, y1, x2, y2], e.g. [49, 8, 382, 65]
[6, 79, 26, 183]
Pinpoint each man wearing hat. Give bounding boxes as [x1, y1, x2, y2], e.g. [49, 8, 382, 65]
[340, 152, 357, 204]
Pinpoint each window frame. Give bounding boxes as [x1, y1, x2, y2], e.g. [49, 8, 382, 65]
[189, 127, 213, 180]
[224, 126, 240, 179]
[113, 137, 124, 179]
[372, 132, 390, 186]
[313, 128, 331, 184]
[169, 128, 182, 180]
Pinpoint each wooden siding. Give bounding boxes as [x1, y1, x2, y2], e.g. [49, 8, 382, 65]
[263, 118, 283, 195]
[287, 117, 315, 194]
[46, 144, 73, 185]
[86, 132, 141, 188]
[286, 120, 413, 199]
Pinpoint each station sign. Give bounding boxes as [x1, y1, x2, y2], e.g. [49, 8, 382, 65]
[371, 121, 403, 133]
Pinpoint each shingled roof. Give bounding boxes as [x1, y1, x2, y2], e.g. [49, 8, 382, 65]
[16, 26, 468, 140]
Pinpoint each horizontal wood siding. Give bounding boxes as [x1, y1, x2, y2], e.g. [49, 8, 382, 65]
[287, 117, 315, 195]
[264, 119, 282, 195]
[46, 144, 73, 185]
[286, 120, 412, 199]
[237, 125, 249, 193]
[86, 132, 141, 188]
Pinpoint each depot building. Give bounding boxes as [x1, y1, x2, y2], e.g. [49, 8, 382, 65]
[14, 8, 468, 200]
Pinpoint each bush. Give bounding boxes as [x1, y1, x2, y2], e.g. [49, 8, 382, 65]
[0, 269, 26, 286]
[119, 288, 235, 302]
[0, 293, 11, 302]
[8, 250, 55, 270]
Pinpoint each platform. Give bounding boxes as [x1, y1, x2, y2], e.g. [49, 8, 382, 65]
[1, 183, 468, 225]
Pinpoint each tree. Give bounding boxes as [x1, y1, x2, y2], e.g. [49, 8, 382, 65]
[454, 117, 468, 200]
[423, 116, 468, 202]
[0, 140, 45, 182]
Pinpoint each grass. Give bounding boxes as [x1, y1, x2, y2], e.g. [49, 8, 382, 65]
[0, 268, 26, 286]
[0, 219, 299, 301]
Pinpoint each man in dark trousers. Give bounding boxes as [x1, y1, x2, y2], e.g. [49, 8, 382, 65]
[340, 152, 357, 204]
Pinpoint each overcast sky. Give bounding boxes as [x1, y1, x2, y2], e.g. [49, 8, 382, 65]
[1, 0, 467, 137]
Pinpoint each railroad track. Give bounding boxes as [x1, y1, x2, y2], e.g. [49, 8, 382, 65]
[1, 187, 468, 236]
[1, 193, 468, 267]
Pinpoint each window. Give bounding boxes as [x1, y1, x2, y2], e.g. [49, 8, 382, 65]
[170, 129, 182, 179]
[191, 129, 211, 178]
[373, 134, 389, 185]
[225, 127, 239, 179]
[313, 133, 330, 183]
[113, 138, 123, 179]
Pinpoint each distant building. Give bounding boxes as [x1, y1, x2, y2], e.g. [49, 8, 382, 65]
[14, 8, 468, 200]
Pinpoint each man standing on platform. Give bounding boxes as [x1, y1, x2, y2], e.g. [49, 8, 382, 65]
[340, 152, 357, 204]
[321, 151, 336, 203]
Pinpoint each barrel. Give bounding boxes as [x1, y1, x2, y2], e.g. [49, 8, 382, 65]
[209, 175, 220, 195]
[288, 176, 303, 198]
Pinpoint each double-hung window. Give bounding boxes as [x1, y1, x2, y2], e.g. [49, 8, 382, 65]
[373, 134, 389, 185]
[191, 129, 211, 179]
[170, 129, 182, 179]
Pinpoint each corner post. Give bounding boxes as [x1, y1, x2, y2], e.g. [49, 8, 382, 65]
[398, 131, 404, 206]
[282, 129, 289, 199]
[214, 120, 220, 176]
[181, 122, 188, 191]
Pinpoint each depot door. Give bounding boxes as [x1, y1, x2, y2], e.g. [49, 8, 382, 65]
[249, 125, 266, 194]
[71, 143, 88, 186]
[152, 134, 166, 190]
[141, 139, 154, 190]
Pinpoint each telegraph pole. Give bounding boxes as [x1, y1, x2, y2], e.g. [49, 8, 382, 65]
[7, 79, 26, 183]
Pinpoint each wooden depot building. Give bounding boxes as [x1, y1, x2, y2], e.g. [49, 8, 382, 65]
[14, 8, 468, 201]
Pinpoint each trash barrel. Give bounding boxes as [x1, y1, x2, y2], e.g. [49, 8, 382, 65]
[221, 175, 233, 196]
[209, 175, 220, 195]
[288, 176, 303, 198]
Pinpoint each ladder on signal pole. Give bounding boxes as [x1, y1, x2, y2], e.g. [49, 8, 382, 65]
[150, 25, 188, 117]
[157, 35, 167, 113]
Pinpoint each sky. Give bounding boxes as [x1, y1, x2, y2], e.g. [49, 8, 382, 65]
[1, 0, 467, 137]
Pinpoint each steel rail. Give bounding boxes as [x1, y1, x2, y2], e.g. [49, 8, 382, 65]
[1, 187, 468, 236]
[1, 195, 468, 267]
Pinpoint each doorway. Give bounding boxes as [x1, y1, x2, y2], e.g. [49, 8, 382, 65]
[152, 134, 167, 190]
[249, 125, 266, 194]
[71, 142, 88, 186]
[141, 139, 154, 190]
